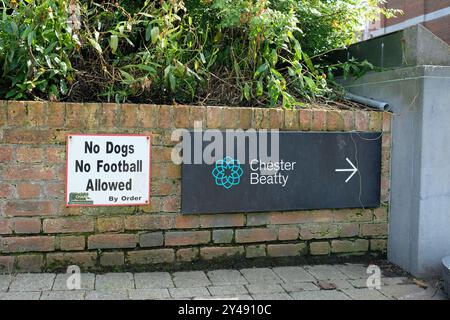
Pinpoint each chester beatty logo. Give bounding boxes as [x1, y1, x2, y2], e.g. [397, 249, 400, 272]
[212, 156, 296, 190]
[212, 157, 243, 190]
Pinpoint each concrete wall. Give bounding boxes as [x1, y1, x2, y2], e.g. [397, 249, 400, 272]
[342, 66, 450, 277]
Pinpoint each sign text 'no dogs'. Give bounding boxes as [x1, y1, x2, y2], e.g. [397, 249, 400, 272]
[66, 134, 151, 206]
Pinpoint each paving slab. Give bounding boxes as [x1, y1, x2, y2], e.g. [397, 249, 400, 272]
[245, 284, 285, 294]
[348, 278, 371, 289]
[0, 291, 41, 300]
[134, 272, 174, 289]
[281, 282, 320, 292]
[251, 292, 292, 300]
[240, 268, 282, 284]
[128, 288, 171, 300]
[52, 273, 95, 291]
[272, 267, 315, 283]
[207, 270, 248, 285]
[41, 290, 86, 300]
[173, 271, 211, 288]
[382, 277, 411, 285]
[208, 285, 249, 296]
[169, 286, 210, 299]
[304, 265, 348, 280]
[95, 273, 134, 291]
[342, 288, 390, 300]
[9, 273, 55, 292]
[396, 287, 448, 300]
[336, 264, 368, 279]
[85, 290, 129, 300]
[322, 279, 353, 290]
[290, 290, 350, 300]
[378, 284, 426, 299]
[0, 275, 13, 291]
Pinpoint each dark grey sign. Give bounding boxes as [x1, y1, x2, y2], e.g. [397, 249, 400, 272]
[181, 131, 382, 214]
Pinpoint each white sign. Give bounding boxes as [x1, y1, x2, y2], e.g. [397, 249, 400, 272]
[66, 134, 151, 206]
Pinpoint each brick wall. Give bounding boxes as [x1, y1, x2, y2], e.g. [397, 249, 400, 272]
[379, 0, 450, 45]
[0, 101, 392, 272]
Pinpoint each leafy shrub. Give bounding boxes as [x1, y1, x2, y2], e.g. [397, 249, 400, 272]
[0, 0, 398, 107]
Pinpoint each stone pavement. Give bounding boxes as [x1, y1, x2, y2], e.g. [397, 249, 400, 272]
[0, 264, 447, 300]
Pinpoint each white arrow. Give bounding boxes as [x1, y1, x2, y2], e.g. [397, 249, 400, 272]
[335, 158, 358, 183]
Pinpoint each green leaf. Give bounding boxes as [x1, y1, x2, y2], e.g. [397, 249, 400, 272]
[151, 26, 160, 44]
[168, 73, 176, 92]
[110, 35, 118, 54]
[88, 38, 102, 54]
[243, 83, 251, 101]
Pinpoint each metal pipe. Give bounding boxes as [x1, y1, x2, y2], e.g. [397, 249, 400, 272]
[344, 92, 390, 111]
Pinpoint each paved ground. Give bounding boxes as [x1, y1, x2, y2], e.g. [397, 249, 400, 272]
[0, 264, 447, 300]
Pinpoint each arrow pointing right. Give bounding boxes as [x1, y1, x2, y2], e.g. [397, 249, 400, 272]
[335, 158, 358, 183]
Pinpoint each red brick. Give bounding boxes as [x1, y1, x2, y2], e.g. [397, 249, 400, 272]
[97, 217, 124, 232]
[166, 164, 181, 179]
[333, 209, 372, 222]
[0, 183, 14, 198]
[360, 223, 388, 236]
[223, 108, 240, 128]
[47, 102, 65, 127]
[7, 101, 27, 125]
[310, 242, 330, 255]
[25, 101, 46, 127]
[355, 111, 369, 131]
[43, 218, 94, 233]
[267, 243, 307, 257]
[2, 129, 53, 144]
[326, 111, 344, 131]
[59, 236, 85, 251]
[369, 112, 383, 131]
[14, 218, 41, 234]
[46, 252, 98, 268]
[269, 108, 284, 129]
[207, 107, 222, 128]
[284, 109, 299, 130]
[382, 112, 391, 132]
[46, 147, 65, 164]
[200, 214, 245, 228]
[127, 249, 175, 264]
[88, 234, 137, 249]
[0, 256, 15, 272]
[162, 196, 180, 212]
[341, 110, 355, 130]
[239, 108, 253, 129]
[158, 105, 173, 129]
[16, 183, 41, 199]
[0, 146, 13, 162]
[331, 239, 369, 253]
[235, 228, 277, 243]
[245, 245, 266, 258]
[176, 248, 199, 262]
[370, 239, 387, 252]
[152, 147, 173, 162]
[125, 215, 173, 230]
[165, 230, 210, 246]
[100, 252, 124, 266]
[0, 219, 13, 234]
[200, 246, 244, 260]
[121, 103, 138, 127]
[339, 223, 359, 238]
[252, 108, 269, 129]
[101, 103, 118, 127]
[175, 215, 200, 229]
[2, 236, 54, 253]
[311, 110, 326, 130]
[270, 211, 333, 224]
[299, 109, 312, 130]
[138, 104, 156, 128]
[5, 201, 54, 216]
[174, 105, 189, 128]
[374, 207, 388, 222]
[2, 165, 54, 180]
[278, 226, 299, 240]
[16, 254, 44, 272]
[46, 182, 65, 198]
[66, 103, 84, 128]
